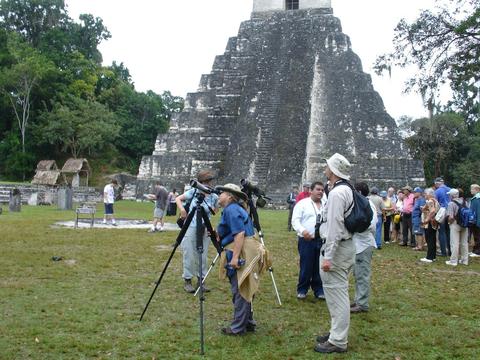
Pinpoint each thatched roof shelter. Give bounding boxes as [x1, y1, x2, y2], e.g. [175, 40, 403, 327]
[32, 160, 65, 186]
[61, 158, 91, 187]
[36, 160, 58, 171]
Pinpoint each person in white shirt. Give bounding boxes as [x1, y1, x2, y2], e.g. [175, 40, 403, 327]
[103, 179, 118, 225]
[291, 181, 326, 300]
[351, 182, 377, 313]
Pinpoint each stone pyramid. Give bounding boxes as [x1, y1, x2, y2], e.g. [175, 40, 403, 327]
[137, 0, 424, 201]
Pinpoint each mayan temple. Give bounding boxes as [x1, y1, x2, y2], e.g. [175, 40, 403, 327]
[137, 0, 424, 200]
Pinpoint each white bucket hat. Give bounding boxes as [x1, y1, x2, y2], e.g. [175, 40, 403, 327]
[324, 153, 352, 181]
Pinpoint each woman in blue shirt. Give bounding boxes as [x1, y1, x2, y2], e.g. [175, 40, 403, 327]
[216, 183, 258, 335]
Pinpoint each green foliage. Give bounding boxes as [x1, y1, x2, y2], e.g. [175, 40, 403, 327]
[402, 112, 480, 187]
[36, 95, 119, 158]
[0, 130, 35, 179]
[0, 0, 183, 183]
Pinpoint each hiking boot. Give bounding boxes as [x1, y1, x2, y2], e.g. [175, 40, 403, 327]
[183, 279, 195, 293]
[350, 305, 368, 313]
[316, 332, 330, 343]
[196, 277, 210, 292]
[314, 341, 347, 353]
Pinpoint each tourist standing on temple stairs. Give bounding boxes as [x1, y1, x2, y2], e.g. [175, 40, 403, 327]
[470, 184, 480, 258]
[401, 186, 415, 247]
[412, 187, 426, 251]
[434, 177, 452, 257]
[446, 188, 469, 266]
[146, 181, 169, 232]
[350, 182, 377, 314]
[420, 188, 440, 263]
[368, 187, 384, 249]
[315, 153, 355, 354]
[176, 169, 219, 293]
[296, 183, 311, 203]
[381, 190, 394, 244]
[287, 186, 299, 231]
[291, 182, 326, 300]
[103, 179, 118, 226]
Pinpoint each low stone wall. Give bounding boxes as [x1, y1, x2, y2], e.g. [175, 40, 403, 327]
[0, 184, 101, 205]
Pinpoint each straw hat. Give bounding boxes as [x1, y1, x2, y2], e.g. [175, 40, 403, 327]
[216, 183, 248, 201]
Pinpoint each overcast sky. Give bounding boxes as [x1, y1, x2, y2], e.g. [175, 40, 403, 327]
[66, 0, 437, 120]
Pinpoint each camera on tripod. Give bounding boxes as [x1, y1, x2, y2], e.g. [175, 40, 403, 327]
[190, 179, 220, 195]
[240, 179, 270, 208]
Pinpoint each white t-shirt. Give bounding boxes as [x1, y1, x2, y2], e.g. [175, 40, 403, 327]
[104, 184, 115, 204]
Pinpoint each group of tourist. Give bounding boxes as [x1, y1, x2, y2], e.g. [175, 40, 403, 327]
[286, 165, 479, 354]
[363, 179, 480, 266]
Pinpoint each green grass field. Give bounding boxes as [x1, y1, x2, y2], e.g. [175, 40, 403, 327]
[1, 201, 479, 359]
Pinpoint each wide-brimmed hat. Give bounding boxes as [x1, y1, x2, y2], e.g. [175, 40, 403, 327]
[402, 185, 413, 192]
[216, 183, 248, 201]
[324, 153, 351, 181]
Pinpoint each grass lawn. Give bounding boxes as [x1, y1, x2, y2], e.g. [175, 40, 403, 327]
[1, 201, 479, 359]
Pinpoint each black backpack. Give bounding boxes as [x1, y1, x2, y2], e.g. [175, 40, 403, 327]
[334, 181, 373, 233]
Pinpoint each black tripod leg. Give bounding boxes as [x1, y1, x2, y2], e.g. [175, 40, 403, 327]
[139, 209, 196, 321]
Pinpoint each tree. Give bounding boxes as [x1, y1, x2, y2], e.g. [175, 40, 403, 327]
[404, 112, 468, 182]
[375, 0, 480, 123]
[0, 33, 54, 153]
[38, 96, 119, 158]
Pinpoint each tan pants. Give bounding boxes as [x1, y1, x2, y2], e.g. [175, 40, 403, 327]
[320, 240, 355, 349]
[449, 222, 469, 264]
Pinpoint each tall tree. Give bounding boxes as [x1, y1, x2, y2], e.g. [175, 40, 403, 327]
[0, 33, 54, 153]
[375, 0, 480, 123]
[37, 96, 119, 158]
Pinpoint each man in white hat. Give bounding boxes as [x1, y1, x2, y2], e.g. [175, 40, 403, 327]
[314, 153, 355, 354]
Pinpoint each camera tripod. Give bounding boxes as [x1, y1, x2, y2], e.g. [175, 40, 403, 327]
[195, 183, 282, 306]
[139, 191, 221, 355]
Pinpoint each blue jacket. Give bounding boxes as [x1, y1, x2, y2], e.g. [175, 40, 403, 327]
[471, 196, 480, 227]
[412, 196, 426, 228]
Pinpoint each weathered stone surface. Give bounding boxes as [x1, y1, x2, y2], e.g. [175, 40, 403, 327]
[137, 5, 424, 201]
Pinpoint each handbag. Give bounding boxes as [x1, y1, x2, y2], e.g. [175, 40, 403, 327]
[434, 207, 446, 223]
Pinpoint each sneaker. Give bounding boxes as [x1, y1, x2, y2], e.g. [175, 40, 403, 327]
[445, 260, 458, 266]
[297, 293, 307, 300]
[147, 228, 157, 233]
[420, 258, 433, 263]
[469, 253, 480, 258]
[111, 223, 117, 227]
[458, 260, 468, 265]
[316, 332, 330, 343]
[183, 279, 195, 293]
[315, 293, 326, 300]
[314, 341, 347, 353]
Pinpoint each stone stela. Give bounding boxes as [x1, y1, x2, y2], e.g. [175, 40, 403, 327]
[137, 0, 424, 202]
